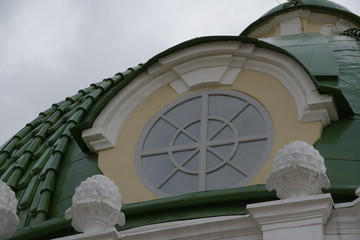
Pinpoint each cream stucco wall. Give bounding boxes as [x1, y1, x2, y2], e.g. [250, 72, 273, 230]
[98, 69, 322, 204]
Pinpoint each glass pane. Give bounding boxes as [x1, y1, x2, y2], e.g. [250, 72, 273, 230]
[143, 119, 177, 150]
[206, 164, 245, 190]
[206, 150, 224, 171]
[172, 149, 199, 172]
[210, 144, 235, 160]
[231, 106, 267, 136]
[173, 132, 197, 146]
[161, 171, 198, 195]
[183, 151, 200, 172]
[208, 94, 247, 119]
[184, 121, 201, 140]
[211, 124, 235, 141]
[231, 140, 267, 174]
[142, 154, 175, 187]
[165, 97, 202, 127]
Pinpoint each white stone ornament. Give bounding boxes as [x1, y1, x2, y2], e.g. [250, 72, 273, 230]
[266, 141, 330, 199]
[65, 175, 125, 233]
[319, 19, 352, 35]
[0, 180, 19, 238]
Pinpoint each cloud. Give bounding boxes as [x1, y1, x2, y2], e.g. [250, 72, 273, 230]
[0, 0, 359, 144]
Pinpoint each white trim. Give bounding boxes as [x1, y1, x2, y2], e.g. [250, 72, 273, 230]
[248, 194, 334, 240]
[54, 215, 261, 240]
[82, 41, 338, 152]
[54, 193, 360, 240]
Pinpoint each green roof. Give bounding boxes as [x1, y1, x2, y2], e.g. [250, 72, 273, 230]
[262, 0, 351, 17]
[1, 34, 360, 239]
[263, 32, 360, 116]
[241, 0, 360, 36]
[0, 66, 141, 231]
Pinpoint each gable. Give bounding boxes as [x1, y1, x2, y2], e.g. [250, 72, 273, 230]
[80, 39, 337, 203]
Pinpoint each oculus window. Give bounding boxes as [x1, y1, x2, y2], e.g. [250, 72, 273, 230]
[135, 90, 273, 196]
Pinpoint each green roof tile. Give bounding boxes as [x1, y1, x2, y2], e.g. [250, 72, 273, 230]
[19, 176, 38, 209]
[0, 66, 139, 232]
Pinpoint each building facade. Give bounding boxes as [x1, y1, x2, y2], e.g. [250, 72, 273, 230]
[0, 0, 359, 239]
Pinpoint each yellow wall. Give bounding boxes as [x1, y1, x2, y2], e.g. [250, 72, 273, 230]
[99, 70, 322, 204]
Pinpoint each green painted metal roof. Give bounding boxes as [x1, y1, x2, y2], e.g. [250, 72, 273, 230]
[241, 0, 360, 36]
[263, 0, 351, 17]
[263, 32, 360, 116]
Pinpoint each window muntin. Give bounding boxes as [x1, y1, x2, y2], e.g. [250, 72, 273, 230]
[135, 90, 273, 197]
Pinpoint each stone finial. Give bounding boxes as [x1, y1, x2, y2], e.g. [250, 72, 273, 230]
[65, 175, 125, 233]
[0, 180, 19, 238]
[266, 141, 330, 199]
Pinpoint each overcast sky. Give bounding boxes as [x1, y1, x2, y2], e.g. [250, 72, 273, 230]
[0, 0, 359, 145]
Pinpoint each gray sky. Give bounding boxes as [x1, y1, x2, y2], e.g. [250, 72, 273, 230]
[0, 0, 359, 145]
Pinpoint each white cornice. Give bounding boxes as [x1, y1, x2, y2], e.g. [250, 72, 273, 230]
[82, 41, 338, 153]
[54, 215, 261, 240]
[54, 192, 360, 239]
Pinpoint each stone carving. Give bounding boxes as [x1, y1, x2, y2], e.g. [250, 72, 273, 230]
[319, 19, 352, 35]
[0, 180, 19, 238]
[266, 141, 330, 199]
[65, 175, 125, 233]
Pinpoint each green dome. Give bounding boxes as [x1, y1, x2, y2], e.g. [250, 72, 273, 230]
[262, 0, 351, 18]
[241, 0, 360, 36]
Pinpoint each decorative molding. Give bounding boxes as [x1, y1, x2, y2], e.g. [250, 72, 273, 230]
[319, 19, 353, 35]
[65, 175, 125, 233]
[55, 192, 360, 240]
[248, 194, 334, 240]
[82, 41, 338, 152]
[52, 227, 119, 240]
[326, 189, 360, 236]
[55, 215, 261, 240]
[0, 180, 19, 239]
[266, 141, 330, 199]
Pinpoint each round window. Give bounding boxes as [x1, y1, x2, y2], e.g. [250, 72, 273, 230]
[135, 90, 273, 197]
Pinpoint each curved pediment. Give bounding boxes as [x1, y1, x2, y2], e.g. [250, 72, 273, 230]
[82, 39, 337, 153]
